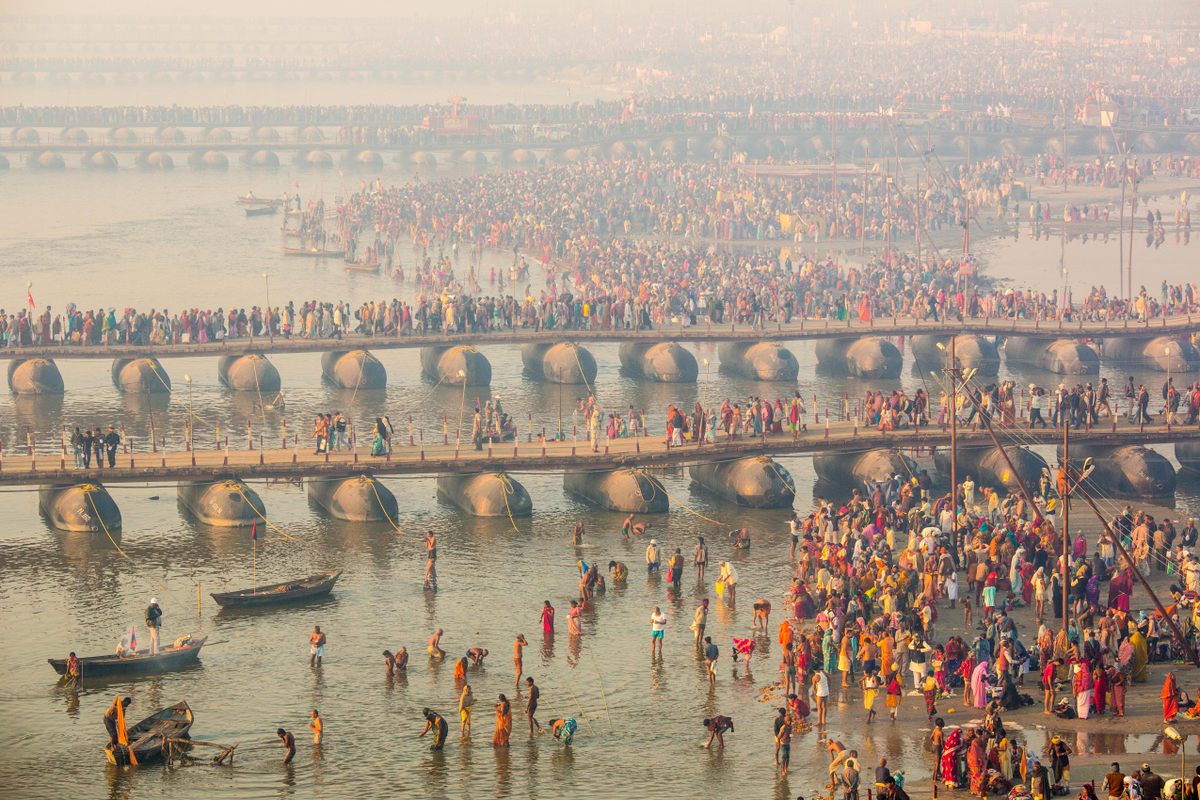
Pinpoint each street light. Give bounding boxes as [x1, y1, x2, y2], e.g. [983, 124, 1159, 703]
[262, 272, 273, 343]
[1165, 725, 1185, 783]
[1166, 346, 1173, 423]
[456, 369, 467, 448]
[183, 373, 194, 458]
[557, 377, 564, 441]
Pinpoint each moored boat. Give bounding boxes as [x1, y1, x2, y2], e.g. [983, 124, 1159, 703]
[282, 245, 346, 258]
[104, 702, 193, 766]
[236, 194, 280, 208]
[245, 206, 278, 217]
[344, 258, 381, 272]
[211, 571, 341, 610]
[49, 637, 207, 679]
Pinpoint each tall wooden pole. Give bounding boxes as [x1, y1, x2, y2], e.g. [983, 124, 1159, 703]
[1127, 165, 1137, 304]
[1061, 417, 1070, 632]
[949, 336, 958, 512]
[1118, 159, 1127, 297]
[1068, 465, 1200, 669]
[915, 170, 922, 267]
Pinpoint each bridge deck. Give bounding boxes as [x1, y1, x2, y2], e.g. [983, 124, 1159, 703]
[3, 419, 1195, 486]
[2, 314, 1195, 360]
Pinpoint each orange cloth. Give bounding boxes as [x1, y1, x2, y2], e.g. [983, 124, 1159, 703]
[779, 621, 794, 648]
[1163, 672, 1179, 722]
[115, 695, 137, 766]
[493, 703, 512, 747]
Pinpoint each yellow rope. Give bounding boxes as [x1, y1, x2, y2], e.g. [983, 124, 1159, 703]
[230, 482, 298, 542]
[570, 344, 598, 400]
[144, 358, 172, 393]
[366, 476, 406, 534]
[250, 355, 269, 437]
[82, 485, 132, 561]
[494, 473, 520, 532]
[759, 456, 799, 500]
[631, 467, 725, 527]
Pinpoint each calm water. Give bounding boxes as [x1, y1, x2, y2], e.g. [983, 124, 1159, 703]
[2, 161, 1200, 800]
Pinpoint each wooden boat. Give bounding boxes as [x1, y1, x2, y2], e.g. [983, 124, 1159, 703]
[104, 702, 193, 766]
[245, 206, 278, 218]
[282, 245, 345, 258]
[210, 571, 341, 610]
[236, 194, 280, 208]
[49, 637, 207, 679]
[344, 258, 381, 273]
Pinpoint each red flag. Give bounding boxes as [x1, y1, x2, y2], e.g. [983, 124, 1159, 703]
[250, 521, 258, 541]
[26, 289, 34, 309]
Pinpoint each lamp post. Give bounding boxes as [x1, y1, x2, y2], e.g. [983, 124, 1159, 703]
[1161, 347, 1171, 429]
[1165, 726, 1184, 783]
[557, 378, 564, 441]
[262, 272, 273, 343]
[183, 373, 195, 458]
[456, 369, 467, 448]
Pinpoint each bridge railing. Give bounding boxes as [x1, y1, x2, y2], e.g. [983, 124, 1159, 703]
[3, 408, 1196, 479]
[2, 309, 1197, 358]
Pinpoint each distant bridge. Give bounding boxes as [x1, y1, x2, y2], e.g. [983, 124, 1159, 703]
[4, 312, 1198, 361]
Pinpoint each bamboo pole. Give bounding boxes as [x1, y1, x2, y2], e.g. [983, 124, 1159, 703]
[1066, 468, 1200, 669]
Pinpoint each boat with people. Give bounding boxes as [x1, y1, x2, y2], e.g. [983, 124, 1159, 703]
[210, 571, 341, 610]
[105, 702, 193, 766]
[344, 257, 381, 273]
[49, 636, 207, 680]
[282, 245, 346, 258]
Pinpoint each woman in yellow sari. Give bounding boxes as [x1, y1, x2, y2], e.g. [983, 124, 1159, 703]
[1128, 625, 1149, 682]
[492, 694, 512, 747]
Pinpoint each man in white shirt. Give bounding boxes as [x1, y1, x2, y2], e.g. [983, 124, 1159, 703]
[813, 668, 830, 726]
[649, 607, 667, 658]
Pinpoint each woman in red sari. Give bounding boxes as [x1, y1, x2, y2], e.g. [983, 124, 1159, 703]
[940, 727, 964, 784]
[1163, 671, 1179, 722]
[1092, 664, 1108, 715]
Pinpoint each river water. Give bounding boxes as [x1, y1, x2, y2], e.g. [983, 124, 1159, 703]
[2, 133, 1200, 799]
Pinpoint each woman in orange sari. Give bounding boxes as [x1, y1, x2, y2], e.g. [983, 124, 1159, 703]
[493, 694, 512, 747]
[453, 657, 467, 685]
[1162, 671, 1179, 723]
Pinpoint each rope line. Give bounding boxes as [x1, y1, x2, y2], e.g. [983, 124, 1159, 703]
[631, 467, 725, 527]
[83, 484, 132, 561]
[231, 482, 298, 542]
[495, 472, 521, 532]
[758, 455, 799, 499]
[570, 344, 599, 401]
[366, 476, 406, 534]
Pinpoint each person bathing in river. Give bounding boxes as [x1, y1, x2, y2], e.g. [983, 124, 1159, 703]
[427, 628, 446, 660]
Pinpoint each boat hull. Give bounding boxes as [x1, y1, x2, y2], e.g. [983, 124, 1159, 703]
[104, 702, 193, 766]
[49, 639, 206, 679]
[211, 571, 341, 609]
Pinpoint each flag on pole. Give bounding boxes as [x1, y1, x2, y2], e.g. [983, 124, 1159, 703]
[26, 288, 34, 309]
[129, 626, 137, 651]
[250, 520, 258, 541]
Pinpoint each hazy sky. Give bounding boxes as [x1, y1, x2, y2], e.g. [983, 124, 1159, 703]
[1, 0, 695, 19]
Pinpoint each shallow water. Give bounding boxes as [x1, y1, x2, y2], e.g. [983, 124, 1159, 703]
[2, 160, 1200, 799]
